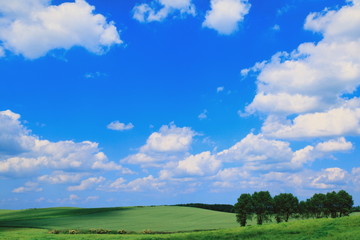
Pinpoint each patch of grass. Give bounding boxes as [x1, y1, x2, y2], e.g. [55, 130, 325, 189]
[0, 214, 359, 240]
[0, 206, 238, 232]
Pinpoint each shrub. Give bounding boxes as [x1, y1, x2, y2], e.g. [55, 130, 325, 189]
[68, 229, 78, 234]
[96, 229, 111, 234]
[117, 229, 127, 234]
[48, 229, 60, 234]
[142, 229, 153, 234]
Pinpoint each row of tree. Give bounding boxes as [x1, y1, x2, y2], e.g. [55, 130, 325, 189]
[234, 190, 353, 226]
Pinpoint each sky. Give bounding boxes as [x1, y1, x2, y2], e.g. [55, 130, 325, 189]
[0, 0, 360, 209]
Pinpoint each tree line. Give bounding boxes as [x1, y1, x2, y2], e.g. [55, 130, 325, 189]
[176, 203, 234, 213]
[234, 190, 353, 226]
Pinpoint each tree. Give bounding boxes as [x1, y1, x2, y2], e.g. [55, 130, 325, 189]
[308, 193, 327, 218]
[234, 193, 253, 226]
[252, 191, 273, 225]
[337, 190, 353, 217]
[298, 200, 309, 219]
[273, 193, 299, 222]
[325, 191, 338, 218]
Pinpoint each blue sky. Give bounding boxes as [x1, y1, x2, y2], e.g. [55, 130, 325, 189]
[1, 0, 360, 209]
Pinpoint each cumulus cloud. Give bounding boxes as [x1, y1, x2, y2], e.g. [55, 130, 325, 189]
[217, 133, 293, 164]
[68, 176, 105, 191]
[107, 121, 134, 131]
[0, 0, 122, 59]
[103, 175, 165, 192]
[133, 0, 195, 23]
[262, 105, 360, 138]
[310, 168, 349, 189]
[13, 182, 42, 193]
[203, 0, 251, 35]
[160, 151, 221, 178]
[141, 123, 195, 153]
[315, 137, 353, 152]
[0, 109, 131, 176]
[243, 0, 360, 139]
[38, 171, 86, 184]
[122, 123, 196, 166]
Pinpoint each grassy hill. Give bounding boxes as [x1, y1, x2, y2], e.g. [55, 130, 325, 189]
[0, 206, 238, 232]
[0, 213, 359, 240]
[0, 206, 359, 240]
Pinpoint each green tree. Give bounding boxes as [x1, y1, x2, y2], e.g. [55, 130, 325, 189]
[337, 190, 353, 217]
[273, 193, 299, 222]
[298, 200, 309, 219]
[234, 193, 253, 226]
[308, 193, 327, 218]
[252, 191, 273, 225]
[325, 191, 338, 218]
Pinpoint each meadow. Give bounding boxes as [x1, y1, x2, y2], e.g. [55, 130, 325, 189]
[0, 206, 359, 240]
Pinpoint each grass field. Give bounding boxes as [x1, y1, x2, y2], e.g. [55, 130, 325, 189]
[0, 206, 359, 240]
[0, 206, 238, 232]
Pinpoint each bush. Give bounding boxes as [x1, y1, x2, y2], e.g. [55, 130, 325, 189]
[142, 229, 153, 234]
[68, 229, 78, 234]
[95, 229, 111, 234]
[117, 229, 127, 234]
[48, 229, 60, 234]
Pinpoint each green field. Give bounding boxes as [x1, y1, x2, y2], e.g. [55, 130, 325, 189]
[0, 206, 359, 240]
[0, 206, 238, 232]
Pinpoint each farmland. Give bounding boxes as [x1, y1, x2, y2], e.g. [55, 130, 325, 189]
[0, 206, 359, 240]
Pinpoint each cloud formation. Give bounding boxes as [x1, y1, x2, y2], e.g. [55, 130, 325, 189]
[203, 0, 251, 35]
[0, 110, 130, 176]
[133, 0, 195, 23]
[243, 0, 360, 139]
[0, 0, 122, 59]
[122, 123, 196, 166]
[107, 121, 134, 131]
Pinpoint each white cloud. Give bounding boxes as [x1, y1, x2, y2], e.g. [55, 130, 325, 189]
[203, 0, 251, 35]
[216, 86, 224, 93]
[198, 109, 208, 120]
[107, 121, 134, 131]
[0, 0, 122, 59]
[133, 0, 195, 23]
[272, 24, 280, 31]
[38, 171, 86, 184]
[12, 182, 42, 193]
[0, 109, 131, 176]
[140, 123, 195, 153]
[243, 0, 360, 139]
[165, 151, 221, 177]
[122, 123, 196, 166]
[315, 137, 353, 152]
[103, 175, 165, 192]
[262, 106, 360, 138]
[68, 176, 105, 191]
[217, 133, 293, 164]
[310, 168, 349, 189]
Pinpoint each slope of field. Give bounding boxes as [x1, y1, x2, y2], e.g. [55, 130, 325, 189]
[0, 214, 359, 240]
[0, 206, 238, 232]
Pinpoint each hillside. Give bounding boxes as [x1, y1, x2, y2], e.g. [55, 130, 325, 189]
[0, 206, 238, 232]
[0, 212, 359, 240]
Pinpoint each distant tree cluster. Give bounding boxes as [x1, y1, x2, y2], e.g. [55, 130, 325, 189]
[234, 190, 353, 227]
[176, 203, 234, 213]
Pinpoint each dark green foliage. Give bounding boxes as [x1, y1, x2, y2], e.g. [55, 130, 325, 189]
[337, 190, 353, 217]
[307, 193, 327, 218]
[251, 191, 273, 225]
[234, 190, 353, 227]
[273, 193, 299, 222]
[352, 206, 360, 212]
[176, 203, 234, 213]
[234, 193, 253, 226]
